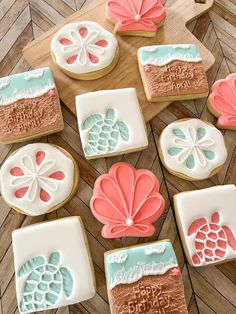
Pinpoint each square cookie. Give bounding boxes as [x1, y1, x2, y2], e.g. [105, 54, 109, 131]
[105, 240, 188, 314]
[12, 217, 96, 313]
[174, 185, 236, 267]
[76, 88, 148, 159]
[0, 67, 64, 144]
[138, 44, 209, 102]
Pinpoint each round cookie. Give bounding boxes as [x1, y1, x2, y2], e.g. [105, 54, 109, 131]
[0, 143, 79, 216]
[106, 0, 166, 37]
[208, 73, 236, 130]
[158, 119, 227, 181]
[51, 21, 119, 80]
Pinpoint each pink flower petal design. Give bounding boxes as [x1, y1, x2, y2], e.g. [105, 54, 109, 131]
[88, 53, 99, 64]
[15, 187, 29, 198]
[36, 151, 45, 166]
[90, 162, 165, 238]
[40, 188, 51, 202]
[95, 40, 108, 47]
[10, 167, 24, 176]
[49, 171, 65, 180]
[67, 54, 78, 64]
[79, 27, 88, 38]
[59, 38, 73, 45]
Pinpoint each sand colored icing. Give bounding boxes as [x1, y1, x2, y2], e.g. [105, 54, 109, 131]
[143, 60, 209, 97]
[0, 89, 63, 142]
[109, 271, 188, 314]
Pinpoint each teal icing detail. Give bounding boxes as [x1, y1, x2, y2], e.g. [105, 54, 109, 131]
[173, 128, 186, 139]
[82, 108, 130, 156]
[203, 150, 215, 160]
[186, 155, 195, 169]
[105, 241, 178, 290]
[168, 147, 183, 156]
[139, 44, 201, 66]
[197, 127, 206, 140]
[19, 251, 74, 312]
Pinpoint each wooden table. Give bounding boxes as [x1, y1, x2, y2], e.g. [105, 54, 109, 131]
[0, 0, 236, 313]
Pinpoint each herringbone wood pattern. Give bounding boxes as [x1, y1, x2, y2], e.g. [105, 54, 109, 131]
[0, 0, 235, 313]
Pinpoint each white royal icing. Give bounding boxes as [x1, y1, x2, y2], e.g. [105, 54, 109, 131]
[76, 88, 148, 159]
[174, 185, 236, 266]
[0, 144, 75, 216]
[108, 251, 128, 264]
[145, 245, 166, 255]
[0, 77, 11, 90]
[24, 69, 44, 81]
[12, 217, 95, 313]
[51, 21, 118, 75]
[159, 119, 227, 180]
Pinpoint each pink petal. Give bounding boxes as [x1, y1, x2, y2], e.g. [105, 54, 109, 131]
[88, 53, 99, 64]
[67, 55, 78, 64]
[40, 189, 51, 202]
[107, 0, 133, 19]
[102, 223, 155, 238]
[59, 38, 73, 45]
[142, 5, 165, 21]
[95, 40, 108, 47]
[218, 81, 236, 103]
[79, 27, 88, 38]
[10, 167, 24, 176]
[36, 151, 45, 166]
[102, 224, 128, 238]
[49, 171, 65, 180]
[212, 95, 236, 116]
[188, 218, 207, 236]
[15, 187, 29, 198]
[133, 195, 164, 223]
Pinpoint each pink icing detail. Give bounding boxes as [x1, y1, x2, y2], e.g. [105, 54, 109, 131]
[88, 53, 99, 64]
[59, 38, 73, 45]
[15, 187, 29, 198]
[67, 55, 78, 64]
[48, 90, 56, 97]
[79, 27, 88, 38]
[36, 151, 45, 166]
[95, 40, 108, 47]
[10, 167, 24, 176]
[90, 162, 165, 238]
[40, 189, 51, 202]
[170, 268, 180, 277]
[106, 0, 166, 33]
[49, 171, 65, 180]
[208, 73, 236, 128]
[188, 211, 236, 266]
[144, 65, 152, 72]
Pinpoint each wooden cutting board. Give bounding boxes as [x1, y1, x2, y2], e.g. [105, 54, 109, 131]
[23, 0, 215, 122]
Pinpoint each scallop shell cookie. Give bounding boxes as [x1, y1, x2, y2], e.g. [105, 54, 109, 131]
[158, 119, 227, 180]
[0, 143, 79, 216]
[51, 21, 119, 80]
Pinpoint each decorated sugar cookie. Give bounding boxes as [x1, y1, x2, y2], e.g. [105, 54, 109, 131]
[158, 119, 227, 180]
[138, 44, 209, 102]
[0, 68, 64, 144]
[12, 217, 96, 313]
[90, 162, 165, 238]
[51, 21, 119, 80]
[106, 0, 166, 37]
[208, 73, 236, 130]
[105, 240, 188, 313]
[174, 185, 236, 266]
[76, 88, 148, 159]
[0, 143, 79, 216]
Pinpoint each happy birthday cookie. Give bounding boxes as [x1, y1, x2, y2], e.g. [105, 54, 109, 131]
[76, 88, 148, 159]
[208, 73, 236, 130]
[106, 0, 166, 37]
[158, 119, 227, 181]
[138, 44, 209, 102]
[174, 185, 236, 266]
[0, 68, 63, 144]
[12, 217, 96, 313]
[90, 162, 165, 238]
[51, 21, 119, 80]
[0, 143, 79, 216]
[105, 240, 188, 314]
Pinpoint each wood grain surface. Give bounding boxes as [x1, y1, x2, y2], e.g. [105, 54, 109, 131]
[22, 0, 215, 122]
[0, 0, 236, 314]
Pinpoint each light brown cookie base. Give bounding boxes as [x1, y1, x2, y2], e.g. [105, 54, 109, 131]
[52, 48, 119, 80]
[2, 144, 79, 216]
[207, 101, 236, 131]
[157, 118, 227, 181]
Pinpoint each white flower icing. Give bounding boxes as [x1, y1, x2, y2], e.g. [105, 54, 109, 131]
[0, 77, 11, 90]
[145, 245, 166, 255]
[108, 251, 128, 264]
[24, 69, 44, 81]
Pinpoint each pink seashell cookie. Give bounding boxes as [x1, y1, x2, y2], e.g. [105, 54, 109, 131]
[90, 162, 165, 238]
[208, 73, 236, 130]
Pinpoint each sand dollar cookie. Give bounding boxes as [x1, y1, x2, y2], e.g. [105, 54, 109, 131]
[51, 21, 119, 80]
[0, 143, 79, 216]
[106, 0, 166, 37]
[208, 73, 236, 130]
[158, 119, 227, 180]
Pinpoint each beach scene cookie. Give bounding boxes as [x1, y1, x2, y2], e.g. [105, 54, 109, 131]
[0, 143, 79, 216]
[105, 240, 188, 313]
[90, 162, 165, 238]
[208, 73, 236, 130]
[0, 68, 63, 144]
[174, 185, 236, 267]
[51, 21, 119, 80]
[106, 0, 166, 37]
[12, 217, 96, 313]
[138, 44, 209, 102]
[76, 88, 148, 159]
[158, 119, 227, 180]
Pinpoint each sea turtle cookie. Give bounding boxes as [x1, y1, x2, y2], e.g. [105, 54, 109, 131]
[76, 88, 148, 159]
[174, 185, 236, 266]
[106, 0, 166, 37]
[51, 21, 119, 80]
[158, 119, 227, 181]
[12, 217, 96, 313]
[138, 44, 209, 102]
[0, 68, 64, 144]
[90, 162, 165, 238]
[105, 240, 188, 314]
[208, 73, 236, 130]
[0, 143, 79, 216]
